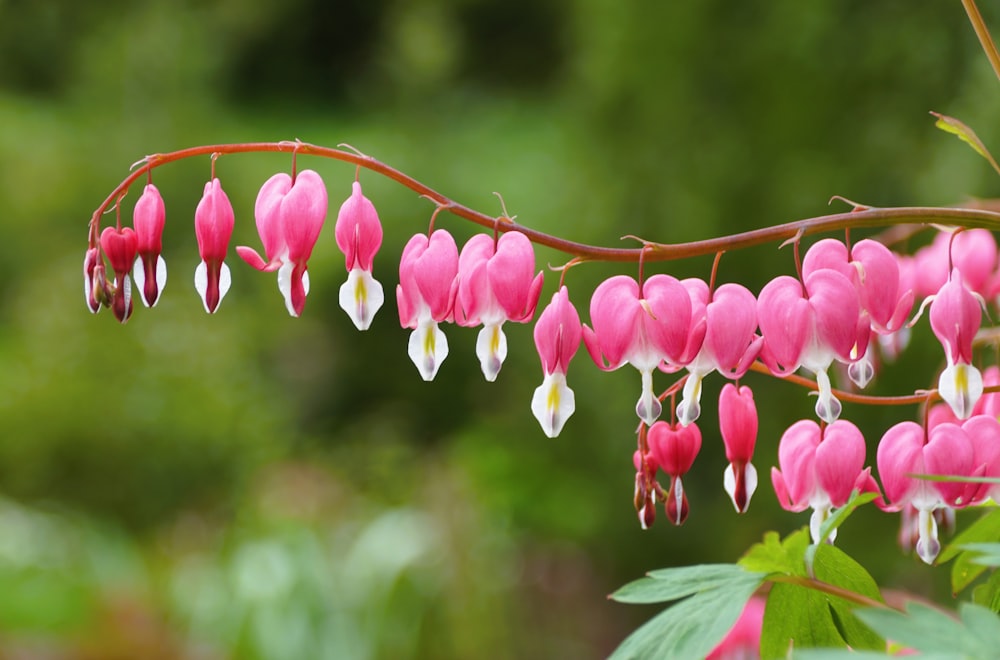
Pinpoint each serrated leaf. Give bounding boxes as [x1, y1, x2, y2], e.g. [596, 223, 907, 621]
[610, 563, 764, 604]
[939, 509, 1000, 564]
[740, 529, 810, 577]
[932, 112, 1000, 176]
[856, 601, 1000, 658]
[609, 574, 762, 660]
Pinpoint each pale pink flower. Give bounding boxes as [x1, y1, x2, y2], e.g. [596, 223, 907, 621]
[928, 269, 984, 419]
[530, 286, 582, 438]
[334, 181, 384, 329]
[396, 230, 459, 381]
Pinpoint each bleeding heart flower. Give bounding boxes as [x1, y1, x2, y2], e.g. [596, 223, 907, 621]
[397, 230, 459, 381]
[530, 286, 582, 438]
[335, 180, 384, 330]
[237, 169, 328, 318]
[719, 384, 759, 513]
[132, 183, 167, 308]
[194, 178, 235, 314]
[99, 226, 138, 323]
[647, 420, 702, 525]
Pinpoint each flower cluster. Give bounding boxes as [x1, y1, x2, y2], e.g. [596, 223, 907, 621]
[85, 149, 1000, 565]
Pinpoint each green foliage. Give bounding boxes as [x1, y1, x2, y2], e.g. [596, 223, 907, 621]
[853, 602, 1000, 659]
[608, 564, 765, 660]
[938, 509, 1000, 596]
[931, 112, 1000, 176]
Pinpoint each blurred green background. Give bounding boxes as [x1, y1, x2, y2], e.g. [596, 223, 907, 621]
[1, 0, 999, 657]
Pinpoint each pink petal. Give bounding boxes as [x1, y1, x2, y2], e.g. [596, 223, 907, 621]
[776, 419, 821, 507]
[876, 421, 925, 510]
[254, 173, 292, 262]
[719, 384, 758, 464]
[758, 276, 810, 373]
[814, 420, 866, 507]
[282, 169, 328, 264]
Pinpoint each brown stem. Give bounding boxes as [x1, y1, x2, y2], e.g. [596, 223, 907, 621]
[769, 574, 891, 611]
[89, 142, 1000, 261]
[962, 0, 1000, 83]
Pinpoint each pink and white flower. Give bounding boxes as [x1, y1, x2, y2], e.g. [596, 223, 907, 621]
[194, 178, 235, 314]
[927, 269, 984, 419]
[397, 230, 459, 381]
[99, 226, 138, 323]
[132, 183, 167, 308]
[758, 269, 867, 423]
[770, 418, 878, 543]
[237, 170, 329, 318]
[719, 384, 759, 513]
[583, 274, 702, 425]
[335, 181, 384, 330]
[454, 232, 544, 382]
[647, 420, 702, 525]
[530, 286, 583, 438]
[675, 280, 760, 425]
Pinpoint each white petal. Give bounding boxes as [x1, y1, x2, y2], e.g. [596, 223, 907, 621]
[407, 320, 449, 381]
[847, 355, 874, 389]
[813, 369, 842, 423]
[915, 507, 940, 565]
[938, 362, 983, 420]
[809, 503, 835, 545]
[195, 261, 232, 314]
[475, 323, 508, 382]
[133, 256, 149, 307]
[531, 371, 576, 438]
[338, 268, 384, 330]
[723, 461, 758, 514]
[675, 371, 704, 426]
[635, 367, 661, 426]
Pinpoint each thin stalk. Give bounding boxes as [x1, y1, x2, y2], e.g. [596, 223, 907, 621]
[962, 0, 1000, 83]
[89, 142, 1000, 263]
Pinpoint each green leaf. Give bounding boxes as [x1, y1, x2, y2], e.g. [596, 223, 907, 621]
[761, 544, 884, 658]
[938, 509, 1000, 594]
[740, 529, 810, 577]
[609, 573, 762, 660]
[856, 601, 1000, 658]
[931, 111, 1000, 176]
[971, 568, 1000, 613]
[963, 542, 1000, 567]
[804, 492, 877, 573]
[610, 563, 764, 604]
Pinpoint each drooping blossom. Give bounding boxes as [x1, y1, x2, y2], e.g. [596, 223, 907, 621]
[335, 181, 384, 329]
[647, 420, 702, 525]
[530, 286, 582, 438]
[83, 247, 105, 314]
[913, 229, 997, 299]
[396, 230, 459, 381]
[132, 183, 167, 307]
[675, 279, 761, 425]
[99, 226, 138, 323]
[454, 232, 544, 382]
[706, 596, 765, 660]
[633, 449, 661, 530]
[877, 421, 975, 563]
[237, 169, 328, 318]
[770, 419, 879, 543]
[758, 269, 868, 423]
[583, 274, 703, 426]
[927, 269, 984, 419]
[719, 383, 758, 513]
[193, 178, 235, 314]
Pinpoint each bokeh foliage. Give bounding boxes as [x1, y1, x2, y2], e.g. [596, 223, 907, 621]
[1, 0, 999, 656]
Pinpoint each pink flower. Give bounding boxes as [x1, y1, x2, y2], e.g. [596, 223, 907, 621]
[396, 230, 459, 381]
[647, 420, 702, 525]
[454, 232, 544, 382]
[99, 226, 138, 323]
[530, 286, 583, 438]
[83, 247, 106, 314]
[335, 181, 384, 330]
[877, 421, 975, 563]
[194, 178, 235, 314]
[583, 274, 702, 425]
[719, 384, 759, 513]
[237, 170, 328, 318]
[676, 279, 760, 425]
[914, 229, 997, 298]
[633, 449, 660, 530]
[927, 269, 984, 419]
[771, 419, 878, 543]
[132, 183, 167, 308]
[707, 596, 765, 660]
[758, 269, 868, 423]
